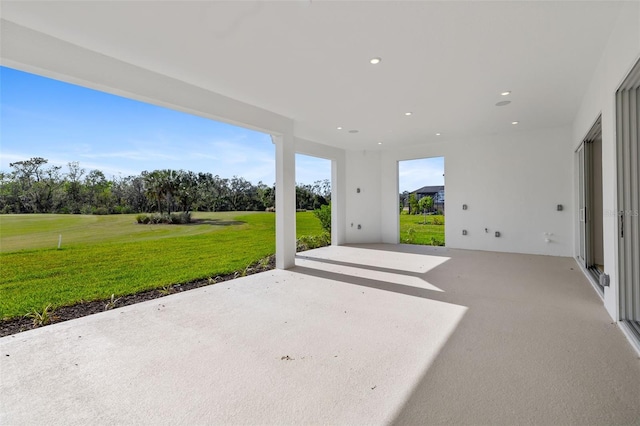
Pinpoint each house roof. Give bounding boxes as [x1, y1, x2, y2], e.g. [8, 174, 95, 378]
[0, 1, 626, 150]
[412, 186, 445, 195]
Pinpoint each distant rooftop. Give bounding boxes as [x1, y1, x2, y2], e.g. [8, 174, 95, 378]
[412, 185, 444, 194]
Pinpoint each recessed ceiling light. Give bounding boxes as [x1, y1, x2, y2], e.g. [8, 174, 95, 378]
[337, 126, 343, 130]
[436, 133, 441, 136]
[501, 91, 511, 96]
[370, 57, 382, 64]
[378, 142, 383, 145]
[512, 121, 519, 125]
[405, 112, 412, 116]
[496, 100, 511, 107]
[348, 129, 359, 133]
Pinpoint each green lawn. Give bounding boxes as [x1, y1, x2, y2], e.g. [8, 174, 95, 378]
[0, 211, 324, 319]
[399, 214, 445, 246]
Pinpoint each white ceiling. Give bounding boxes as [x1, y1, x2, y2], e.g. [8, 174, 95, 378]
[0, 1, 625, 150]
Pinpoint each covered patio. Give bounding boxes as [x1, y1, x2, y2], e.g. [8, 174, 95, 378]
[1, 1, 640, 423]
[2, 245, 638, 424]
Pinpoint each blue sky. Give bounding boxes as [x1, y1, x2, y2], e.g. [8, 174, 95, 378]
[399, 157, 445, 193]
[1, 66, 441, 191]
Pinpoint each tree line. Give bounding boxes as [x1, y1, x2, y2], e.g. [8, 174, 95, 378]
[0, 157, 331, 215]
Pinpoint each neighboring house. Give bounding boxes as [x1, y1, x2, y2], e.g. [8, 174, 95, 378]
[413, 185, 445, 214]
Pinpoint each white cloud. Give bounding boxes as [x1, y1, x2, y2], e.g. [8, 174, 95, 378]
[2, 123, 327, 186]
[296, 154, 331, 186]
[399, 157, 445, 193]
[79, 150, 175, 161]
[0, 151, 140, 178]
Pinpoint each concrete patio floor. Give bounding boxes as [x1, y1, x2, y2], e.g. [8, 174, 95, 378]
[1, 244, 639, 425]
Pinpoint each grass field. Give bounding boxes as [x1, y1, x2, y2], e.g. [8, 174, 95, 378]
[0, 212, 324, 320]
[399, 214, 445, 246]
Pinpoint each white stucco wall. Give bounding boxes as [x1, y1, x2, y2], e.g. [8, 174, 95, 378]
[572, 2, 640, 319]
[369, 126, 573, 257]
[344, 150, 383, 243]
[442, 127, 573, 257]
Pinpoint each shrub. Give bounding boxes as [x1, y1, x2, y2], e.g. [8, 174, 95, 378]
[429, 237, 445, 246]
[135, 214, 152, 224]
[136, 212, 191, 225]
[158, 286, 174, 295]
[93, 207, 109, 215]
[114, 206, 133, 214]
[404, 227, 416, 244]
[104, 294, 121, 311]
[433, 216, 443, 225]
[313, 203, 331, 233]
[296, 233, 331, 252]
[151, 213, 165, 224]
[24, 304, 56, 328]
[169, 212, 191, 224]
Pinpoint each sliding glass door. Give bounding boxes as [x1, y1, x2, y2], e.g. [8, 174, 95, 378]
[577, 117, 604, 291]
[616, 60, 640, 329]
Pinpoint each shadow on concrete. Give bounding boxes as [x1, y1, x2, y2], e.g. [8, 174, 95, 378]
[297, 245, 640, 424]
[291, 265, 448, 302]
[295, 254, 429, 279]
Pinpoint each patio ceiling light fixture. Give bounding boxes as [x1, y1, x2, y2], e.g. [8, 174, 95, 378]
[501, 91, 511, 96]
[436, 133, 441, 136]
[512, 121, 519, 125]
[404, 112, 412, 116]
[370, 57, 382, 64]
[337, 126, 343, 130]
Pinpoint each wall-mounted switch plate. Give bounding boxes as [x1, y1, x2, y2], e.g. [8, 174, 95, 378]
[357, 188, 361, 193]
[462, 204, 468, 210]
[495, 231, 501, 237]
[462, 229, 467, 235]
[357, 224, 362, 230]
[557, 204, 563, 211]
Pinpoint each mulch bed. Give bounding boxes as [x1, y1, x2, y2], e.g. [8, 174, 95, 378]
[0, 255, 275, 338]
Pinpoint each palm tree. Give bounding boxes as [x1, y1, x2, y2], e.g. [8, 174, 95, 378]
[142, 170, 164, 213]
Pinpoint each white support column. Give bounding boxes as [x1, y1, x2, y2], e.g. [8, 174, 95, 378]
[381, 156, 399, 244]
[273, 134, 296, 269]
[331, 157, 347, 246]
